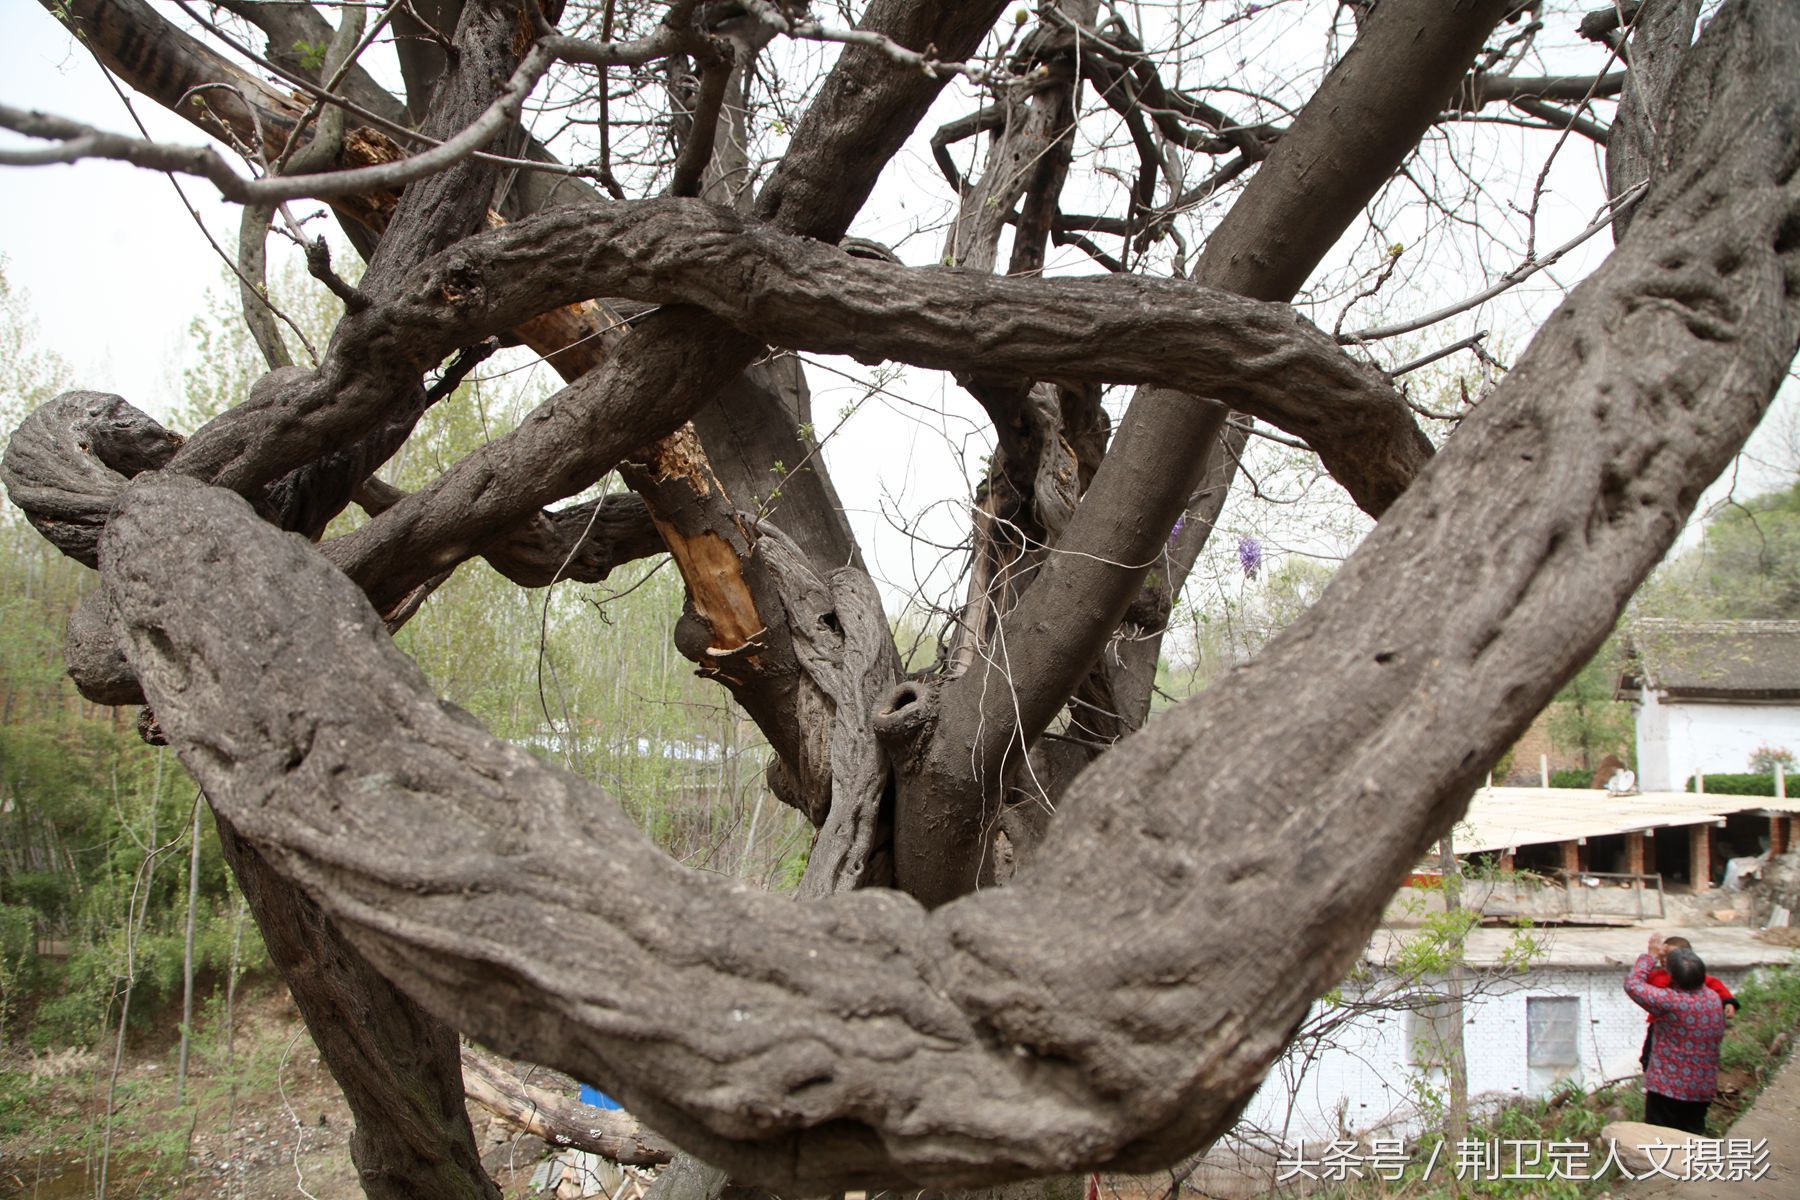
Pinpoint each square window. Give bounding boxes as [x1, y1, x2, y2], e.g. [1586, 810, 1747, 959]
[1527, 996, 1581, 1068]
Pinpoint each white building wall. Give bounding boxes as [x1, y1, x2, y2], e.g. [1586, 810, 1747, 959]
[1239, 964, 1755, 1144]
[1636, 689, 1676, 792]
[1635, 694, 1800, 791]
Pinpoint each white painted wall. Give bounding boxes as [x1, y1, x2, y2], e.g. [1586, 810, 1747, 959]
[1634, 692, 1800, 791]
[1238, 964, 1756, 1144]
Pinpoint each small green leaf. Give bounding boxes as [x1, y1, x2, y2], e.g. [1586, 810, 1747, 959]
[293, 40, 328, 71]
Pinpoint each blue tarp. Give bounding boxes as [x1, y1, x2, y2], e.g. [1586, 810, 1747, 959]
[579, 1083, 623, 1111]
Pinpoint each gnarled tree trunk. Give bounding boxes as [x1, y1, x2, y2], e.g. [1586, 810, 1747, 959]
[3, 1, 1795, 1198]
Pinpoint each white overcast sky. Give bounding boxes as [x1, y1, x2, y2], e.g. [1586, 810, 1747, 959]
[0, 6, 243, 412]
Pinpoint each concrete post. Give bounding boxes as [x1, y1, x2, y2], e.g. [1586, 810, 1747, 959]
[1560, 839, 1582, 878]
[1624, 831, 1647, 877]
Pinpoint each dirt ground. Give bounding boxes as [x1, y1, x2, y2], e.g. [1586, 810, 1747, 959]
[0, 986, 552, 1200]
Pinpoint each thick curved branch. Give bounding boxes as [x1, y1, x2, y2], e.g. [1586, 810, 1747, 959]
[319, 308, 759, 612]
[98, 2, 1800, 1173]
[128, 1, 1016, 521]
[0, 392, 182, 567]
[289, 194, 1418, 617]
[476, 494, 666, 588]
[354, 477, 665, 589]
[270, 196, 1425, 513]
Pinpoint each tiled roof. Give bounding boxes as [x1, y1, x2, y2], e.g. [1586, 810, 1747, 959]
[1617, 618, 1800, 700]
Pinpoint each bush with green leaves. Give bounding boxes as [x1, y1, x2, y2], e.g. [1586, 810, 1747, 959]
[1684, 773, 1782, 796]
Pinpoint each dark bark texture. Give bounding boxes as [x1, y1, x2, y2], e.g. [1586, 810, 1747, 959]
[86, 3, 1800, 1186]
[5, 0, 1798, 1198]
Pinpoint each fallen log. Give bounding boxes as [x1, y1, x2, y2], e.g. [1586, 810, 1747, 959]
[461, 1045, 674, 1167]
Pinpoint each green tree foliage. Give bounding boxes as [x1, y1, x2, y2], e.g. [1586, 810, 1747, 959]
[1545, 639, 1635, 772]
[1640, 479, 1800, 619]
[1, 264, 265, 1048]
[0, 260, 70, 428]
[0, 515, 256, 1049]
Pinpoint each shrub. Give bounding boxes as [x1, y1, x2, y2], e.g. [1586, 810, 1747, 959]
[1684, 773, 1781, 796]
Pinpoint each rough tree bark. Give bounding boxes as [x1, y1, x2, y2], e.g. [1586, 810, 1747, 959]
[4, 1, 1796, 1198]
[1606, 0, 1703, 237]
[69, 1, 1800, 1189]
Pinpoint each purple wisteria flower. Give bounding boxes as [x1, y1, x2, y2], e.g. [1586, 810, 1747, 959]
[1237, 534, 1263, 580]
[1168, 514, 1187, 546]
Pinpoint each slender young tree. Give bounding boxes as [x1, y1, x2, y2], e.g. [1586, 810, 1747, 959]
[2, 2, 1798, 1198]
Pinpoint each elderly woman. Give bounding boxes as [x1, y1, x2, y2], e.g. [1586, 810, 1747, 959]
[1625, 933, 1727, 1135]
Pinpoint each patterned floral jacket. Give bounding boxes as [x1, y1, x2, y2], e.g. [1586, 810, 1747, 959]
[1625, 954, 1726, 1101]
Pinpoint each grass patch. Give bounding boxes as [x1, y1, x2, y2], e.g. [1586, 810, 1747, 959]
[1708, 961, 1800, 1129]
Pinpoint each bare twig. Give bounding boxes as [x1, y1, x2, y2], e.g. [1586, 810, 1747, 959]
[0, 42, 557, 204]
[1341, 182, 1647, 343]
[1389, 331, 1489, 378]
